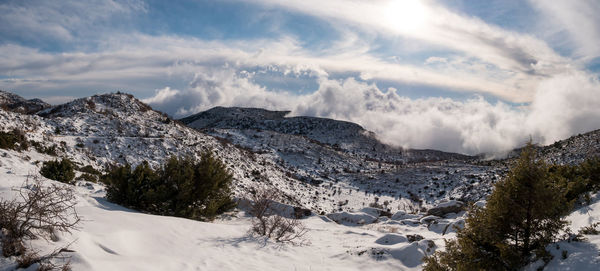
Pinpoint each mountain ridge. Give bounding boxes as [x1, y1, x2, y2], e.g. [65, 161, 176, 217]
[0, 89, 50, 114]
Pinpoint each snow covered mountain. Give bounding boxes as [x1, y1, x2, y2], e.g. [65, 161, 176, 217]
[180, 106, 506, 214]
[1, 90, 599, 270]
[181, 106, 471, 163]
[538, 129, 600, 165]
[0, 90, 50, 114]
[0, 91, 484, 215]
[498, 128, 600, 166]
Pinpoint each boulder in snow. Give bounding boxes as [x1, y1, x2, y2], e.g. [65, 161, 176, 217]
[419, 215, 440, 225]
[426, 200, 465, 217]
[375, 234, 408, 245]
[406, 234, 424, 243]
[326, 211, 377, 226]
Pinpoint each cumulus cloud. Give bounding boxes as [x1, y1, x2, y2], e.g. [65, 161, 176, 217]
[142, 87, 180, 105]
[527, 72, 600, 143]
[40, 95, 77, 105]
[140, 69, 296, 117]
[0, 0, 577, 103]
[144, 68, 600, 155]
[0, 34, 555, 103]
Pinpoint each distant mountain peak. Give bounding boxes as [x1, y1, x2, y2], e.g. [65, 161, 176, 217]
[180, 106, 365, 131]
[38, 92, 154, 118]
[180, 106, 291, 127]
[180, 106, 369, 143]
[0, 90, 50, 114]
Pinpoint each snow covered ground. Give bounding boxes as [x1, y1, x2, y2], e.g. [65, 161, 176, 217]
[524, 193, 600, 270]
[2, 92, 600, 270]
[2, 145, 600, 270]
[0, 148, 458, 270]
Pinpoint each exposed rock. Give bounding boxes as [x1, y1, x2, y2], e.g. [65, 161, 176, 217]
[375, 234, 407, 245]
[326, 211, 377, 226]
[426, 200, 465, 217]
[390, 211, 420, 221]
[420, 215, 440, 225]
[0, 90, 50, 114]
[293, 206, 312, 218]
[361, 207, 392, 218]
[406, 234, 424, 243]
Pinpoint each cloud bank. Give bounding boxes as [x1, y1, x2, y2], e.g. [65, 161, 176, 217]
[143, 68, 600, 155]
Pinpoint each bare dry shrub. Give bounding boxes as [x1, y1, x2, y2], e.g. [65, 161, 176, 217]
[0, 176, 79, 269]
[248, 188, 308, 244]
[17, 244, 74, 270]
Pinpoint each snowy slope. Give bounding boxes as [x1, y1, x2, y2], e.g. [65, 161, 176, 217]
[0, 148, 463, 271]
[524, 193, 600, 270]
[181, 106, 472, 163]
[2, 146, 599, 271]
[2, 90, 600, 270]
[180, 106, 501, 213]
[0, 92, 500, 214]
[1, 93, 309, 208]
[0, 90, 49, 114]
[503, 129, 600, 165]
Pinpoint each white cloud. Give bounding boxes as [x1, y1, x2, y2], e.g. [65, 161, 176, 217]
[142, 67, 600, 155]
[527, 72, 600, 143]
[243, 0, 570, 75]
[529, 0, 600, 60]
[0, 0, 146, 46]
[0, 33, 555, 103]
[40, 95, 77, 105]
[141, 87, 180, 105]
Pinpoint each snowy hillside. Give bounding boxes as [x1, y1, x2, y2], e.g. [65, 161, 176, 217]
[181, 106, 471, 163]
[538, 129, 600, 165]
[0, 147, 467, 270]
[0, 92, 499, 214]
[180, 106, 501, 214]
[0, 92, 308, 206]
[1, 90, 600, 270]
[1, 142, 599, 270]
[0, 90, 49, 115]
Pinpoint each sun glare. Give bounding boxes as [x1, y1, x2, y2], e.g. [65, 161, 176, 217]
[384, 0, 429, 33]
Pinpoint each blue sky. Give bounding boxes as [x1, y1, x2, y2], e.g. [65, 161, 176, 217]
[1, 0, 600, 154]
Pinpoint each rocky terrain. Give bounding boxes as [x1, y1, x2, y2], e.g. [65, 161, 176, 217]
[0, 90, 50, 114]
[0, 90, 599, 270]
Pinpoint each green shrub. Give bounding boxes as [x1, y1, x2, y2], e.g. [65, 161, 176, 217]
[103, 151, 235, 220]
[30, 141, 58, 156]
[579, 222, 600, 235]
[548, 157, 600, 205]
[0, 129, 28, 151]
[79, 165, 101, 175]
[78, 173, 98, 183]
[40, 158, 76, 184]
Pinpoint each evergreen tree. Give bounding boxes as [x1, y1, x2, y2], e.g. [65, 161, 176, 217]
[424, 143, 568, 270]
[485, 144, 568, 267]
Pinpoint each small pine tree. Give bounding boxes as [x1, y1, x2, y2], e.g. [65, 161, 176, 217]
[485, 144, 568, 265]
[424, 143, 569, 270]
